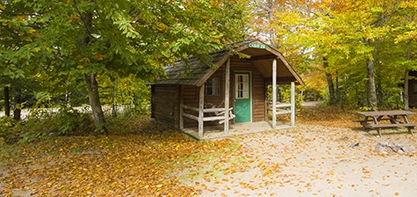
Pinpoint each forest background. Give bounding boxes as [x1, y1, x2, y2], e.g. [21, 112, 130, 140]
[2, 1, 417, 196]
[1, 0, 417, 139]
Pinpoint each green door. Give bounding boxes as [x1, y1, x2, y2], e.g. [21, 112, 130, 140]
[234, 72, 251, 123]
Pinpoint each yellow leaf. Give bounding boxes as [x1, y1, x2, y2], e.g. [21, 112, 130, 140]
[17, 15, 26, 20]
[0, 4, 5, 10]
[80, 57, 90, 63]
[94, 54, 105, 61]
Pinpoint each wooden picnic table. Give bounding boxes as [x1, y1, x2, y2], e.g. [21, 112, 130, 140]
[355, 110, 417, 137]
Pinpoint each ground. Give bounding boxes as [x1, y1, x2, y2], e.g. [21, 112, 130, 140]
[182, 125, 417, 197]
[1, 106, 417, 196]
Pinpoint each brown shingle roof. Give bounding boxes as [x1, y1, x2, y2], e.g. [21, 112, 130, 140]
[155, 51, 229, 86]
[152, 39, 304, 86]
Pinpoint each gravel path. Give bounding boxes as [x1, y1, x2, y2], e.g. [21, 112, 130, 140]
[180, 124, 417, 197]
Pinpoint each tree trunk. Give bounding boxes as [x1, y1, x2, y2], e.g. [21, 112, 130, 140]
[85, 74, 109, 135]
[404, 43, 412, 110]
[336, 72, 342, 108]
[13, 86, 21, 121]
[404, 70, 409, 110]
[78, 6, 108, 134]
[4, 86, 10, 117]
[111, 79, 118, 117]
[365, 59, 378, 108]
[323, 58, 336, 105]
[364, 39, 378, 109]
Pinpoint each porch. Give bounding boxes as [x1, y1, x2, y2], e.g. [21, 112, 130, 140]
[151, 39, 304, 139]
[182, 121, 294, 140]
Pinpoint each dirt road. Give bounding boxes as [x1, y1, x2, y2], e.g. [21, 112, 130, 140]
[179, 124, 417, 197]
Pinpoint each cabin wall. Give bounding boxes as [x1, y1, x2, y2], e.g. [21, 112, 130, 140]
[179, 59, 267, 128]
[231, 58, 266, 122]
[151, 85, 180, 128]
[181, 85, 199, 128]
[181, 60, 267, 128]
[181, 79, 230, 128]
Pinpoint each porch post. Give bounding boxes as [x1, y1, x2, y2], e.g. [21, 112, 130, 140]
[272, 59, 277, 130]
[224, 59, 230, 134]
[290, 82, 295, 126]
[179, 102, 184, 130]
[198, 84, 205, 137]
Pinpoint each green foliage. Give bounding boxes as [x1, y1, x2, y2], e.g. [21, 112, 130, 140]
[1, 105, 154, 144]
[15, 108, 95, 143]
[1, 0, 251, 131]
[359, 106, 378, 111]
[0, 116, 18, 143]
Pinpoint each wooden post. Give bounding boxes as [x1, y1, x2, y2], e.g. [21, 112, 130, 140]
[198, 84, 205, 137]
[272, 59, 277, 130]
[179, 103, 184, 130]
[224, 59, 230, 134]
[290, 82, 295, 126]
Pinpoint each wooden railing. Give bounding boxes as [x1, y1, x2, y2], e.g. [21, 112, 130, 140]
[267, 102, 292, 115]
[181, 104, 233, 122]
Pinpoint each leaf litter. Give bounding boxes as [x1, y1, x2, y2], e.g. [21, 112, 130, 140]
[1, 107, 417, 196]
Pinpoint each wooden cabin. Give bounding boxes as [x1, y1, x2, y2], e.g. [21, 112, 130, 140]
[150, 39, 304, 139]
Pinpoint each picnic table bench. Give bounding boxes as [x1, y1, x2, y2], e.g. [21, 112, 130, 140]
[355, 110, 417, 137]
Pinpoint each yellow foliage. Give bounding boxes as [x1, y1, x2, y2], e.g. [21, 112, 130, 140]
[17, 15, 26, 20]
[80, 57, 90, 63]
[94, 54, 105, 61]
[156, 22, 168, 32]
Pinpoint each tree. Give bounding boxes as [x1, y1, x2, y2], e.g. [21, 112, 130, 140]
[391, 1, 417, 109]
[0, 0, 42, 120]
[1, 0, 250, 134]
[265, 0, 417, 109]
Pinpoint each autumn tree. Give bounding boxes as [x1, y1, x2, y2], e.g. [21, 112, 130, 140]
[390, 1, 417, 109]
[0, 1, 43, 120]
[1, 0, 250, 134]
[265, 0, 417, 109]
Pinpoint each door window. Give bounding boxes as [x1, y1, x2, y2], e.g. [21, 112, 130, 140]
[235, 74, 249, 99]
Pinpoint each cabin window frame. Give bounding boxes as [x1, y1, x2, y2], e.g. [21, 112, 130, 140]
[204, 77, 220, 96]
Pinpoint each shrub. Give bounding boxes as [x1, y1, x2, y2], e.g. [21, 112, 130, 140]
[18, 107, 95, 143]
[0, 116, 19, 144]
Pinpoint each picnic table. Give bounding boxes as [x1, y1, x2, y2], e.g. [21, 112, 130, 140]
[355, 110, 417, 137]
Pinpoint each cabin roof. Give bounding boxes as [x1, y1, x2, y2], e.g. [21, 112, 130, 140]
[153, 39, 304, 86]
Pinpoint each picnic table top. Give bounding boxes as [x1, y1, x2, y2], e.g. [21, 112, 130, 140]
[357, 110, 415, 116]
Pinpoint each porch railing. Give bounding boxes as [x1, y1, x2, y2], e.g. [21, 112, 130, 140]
[267, 102, 292, 115]
[180, 104, 234, 137]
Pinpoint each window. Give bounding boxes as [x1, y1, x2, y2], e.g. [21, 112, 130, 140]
[235, 74, 249, 99]
[205, 77, 220, 95]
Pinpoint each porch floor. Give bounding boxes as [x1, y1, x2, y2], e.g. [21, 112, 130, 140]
[182, 121, 294, 140]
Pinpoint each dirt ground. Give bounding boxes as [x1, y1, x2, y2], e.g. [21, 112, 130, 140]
[2, 106, 417, 196]
[178, 124, 417, 197]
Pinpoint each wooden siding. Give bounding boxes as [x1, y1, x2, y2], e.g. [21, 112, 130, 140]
[181, 85, 199, 128]
[151, 85, 180, 127]
[180, 60, 267, 128]
[153, 57, 271, 128]
[230, 58, 266, 122]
